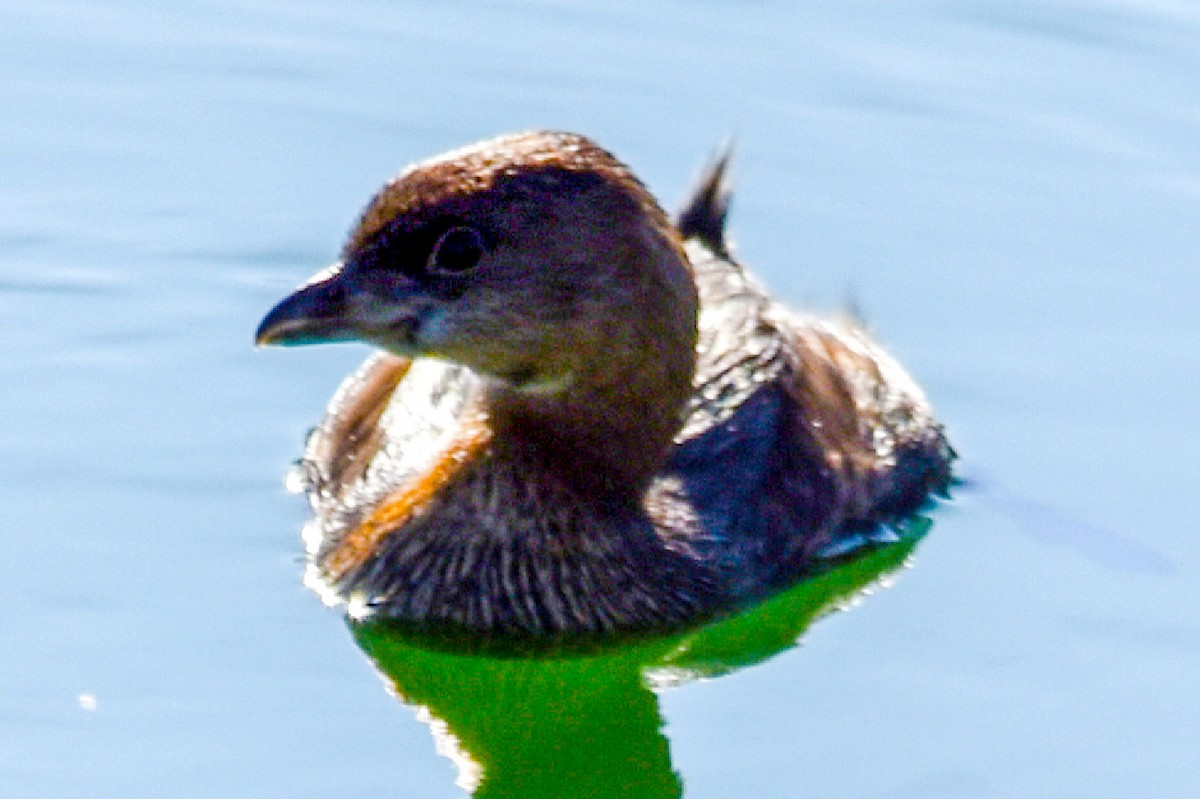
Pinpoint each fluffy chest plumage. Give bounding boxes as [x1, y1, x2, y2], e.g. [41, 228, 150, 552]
[295, 356, 747, 633]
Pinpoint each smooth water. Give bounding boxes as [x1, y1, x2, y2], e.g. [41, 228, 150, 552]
[3, 1, 1198, 796]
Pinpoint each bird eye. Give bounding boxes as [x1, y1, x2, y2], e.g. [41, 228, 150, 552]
[428, 226, 484, 274]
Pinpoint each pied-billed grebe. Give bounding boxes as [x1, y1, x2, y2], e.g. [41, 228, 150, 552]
[256, 131, 953, 635]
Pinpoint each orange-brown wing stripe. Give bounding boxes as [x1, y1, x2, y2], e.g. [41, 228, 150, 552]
[324, 413, 494, 582]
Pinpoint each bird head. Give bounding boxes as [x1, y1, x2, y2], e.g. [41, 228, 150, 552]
[256, 131, 698, 398]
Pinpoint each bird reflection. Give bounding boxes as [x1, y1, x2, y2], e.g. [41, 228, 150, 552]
[349, 518, 930, 798]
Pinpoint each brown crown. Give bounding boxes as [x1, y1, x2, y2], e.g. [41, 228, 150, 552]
[343, 130, 672, 256]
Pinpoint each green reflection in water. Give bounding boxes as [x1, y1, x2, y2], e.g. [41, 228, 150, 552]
[352, 517, 931, 798]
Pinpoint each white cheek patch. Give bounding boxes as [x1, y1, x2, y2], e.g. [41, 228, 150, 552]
[409, 304, 574, 393]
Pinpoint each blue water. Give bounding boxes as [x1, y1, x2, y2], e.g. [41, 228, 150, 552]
[3, 1, 1198, 796]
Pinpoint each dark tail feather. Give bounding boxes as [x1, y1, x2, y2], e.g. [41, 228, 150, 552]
[676, 143, 734, 255]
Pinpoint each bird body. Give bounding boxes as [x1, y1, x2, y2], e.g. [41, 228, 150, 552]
[258, 131, 952, 636]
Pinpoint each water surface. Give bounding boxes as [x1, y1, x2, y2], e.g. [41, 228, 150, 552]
[3, 1, 1198, 796]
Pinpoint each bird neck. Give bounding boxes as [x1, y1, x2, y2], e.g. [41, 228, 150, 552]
[487, 260, 699, 502]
